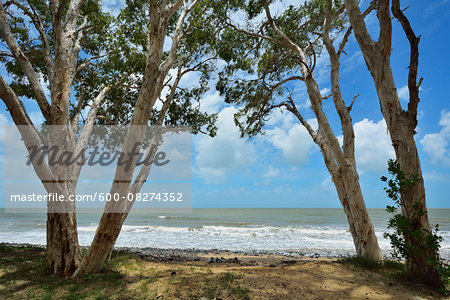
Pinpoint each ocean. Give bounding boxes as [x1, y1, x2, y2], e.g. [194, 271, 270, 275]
[1, 208, 449, 259]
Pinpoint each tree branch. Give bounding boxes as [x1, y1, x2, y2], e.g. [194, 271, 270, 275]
[391, 0, 420, 119]
[11, 0, 54, 83]
[347, 94, 359, 112]
[76, 54, 107, 73]
[0, 75, 60, 194]
[0, 2, 51, 120]
[72, 85, 111, 181]
[262, 0, 310, 72]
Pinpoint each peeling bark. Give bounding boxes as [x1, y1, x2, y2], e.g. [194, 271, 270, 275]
[344, 0, 437, 284]
[0, 0, 90, 276]
[75, 0, 199, 275]
[262, 1, 382, 262]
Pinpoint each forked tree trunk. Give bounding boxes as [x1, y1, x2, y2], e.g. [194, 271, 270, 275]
[74, 0, 197, 276]
[344, 0, 438, 285]
[261, 1, 382, 262]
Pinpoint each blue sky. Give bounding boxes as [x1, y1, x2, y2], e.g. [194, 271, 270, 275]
[1, 0, 449, 208]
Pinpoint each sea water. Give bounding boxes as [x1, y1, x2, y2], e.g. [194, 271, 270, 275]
[0, 208, 449, 258]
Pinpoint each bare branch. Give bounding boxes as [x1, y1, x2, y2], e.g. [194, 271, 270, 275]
[96, 115, 116, 125]
[168, 0, 184, 17]
[391, 0, 420, 118]
[64, 0, 85, 33]
[322, 93, 333, 100]
[337, 2, 376, 58]
[71, 16, 88, 73]
[181, 55, 217, 76]
[343, 0, 378, 62]
[160, 0, 200, 76]
[417, 77, 423, 89]
[224, 21, 282, 47]
[284, 91, 318, 141]
[347, 94, 359, 112]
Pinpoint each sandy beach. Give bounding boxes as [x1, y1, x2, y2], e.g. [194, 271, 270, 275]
[0, 243, 446, 299]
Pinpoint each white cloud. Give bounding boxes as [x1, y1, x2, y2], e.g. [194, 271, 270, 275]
[194, 106, 256, 182]
[262, 166, 280, 185]
[397, 84, 423, 102]
[101, 0, 125, 16]
[265, 108, 296, 130]
[320, 88, 331, 97]
[199, 91, 223, 114]
[266, 123, 314, 165]
[397, 85, 409, 101]
[264, 109, 316, 166]
[420, 110, 450, 166]
[263, 166, 279, 178]
[353, 118, 394, 173]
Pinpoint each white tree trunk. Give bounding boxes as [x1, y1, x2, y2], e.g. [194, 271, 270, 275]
[344, 0, 437, 284]
[74, 0, 196, 275]
[261, 1, 382, 262]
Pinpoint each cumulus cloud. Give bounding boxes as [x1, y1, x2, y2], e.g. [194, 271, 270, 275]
[320, 88, 331, 97]
[353, 118, 395, 173]
[266, 123, 314, 165]
[265, 109, 296, 130]
[195, 106, 256, 182]
[199, 91, 223, 114]
[263, 108, 316, 166]
[397, 85, 409, 101]
[420, 110, 450, 166]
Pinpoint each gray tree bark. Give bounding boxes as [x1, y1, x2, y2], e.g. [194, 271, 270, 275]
[262, 1, 382, 262]
[0, 0, 94, 276]
[74, 0, 200, 275]
[344, 0, 438, 284]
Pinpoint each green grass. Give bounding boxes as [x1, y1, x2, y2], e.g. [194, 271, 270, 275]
[337, 256, 405, 271]
[0, 244, 251, 299]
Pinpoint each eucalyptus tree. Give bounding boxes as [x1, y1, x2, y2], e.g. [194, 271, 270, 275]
[0, 0, 218, 277]
[343, 0, 438, 284]
[0, 0, 112, 276]
[74, 0, 221, 275]
[215, 0, 382, 261]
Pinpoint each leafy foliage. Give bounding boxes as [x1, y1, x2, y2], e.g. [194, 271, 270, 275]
[1, 0, 219, 135]
[214, 0, 346, 137]
[77, 0, 218, 135]
[381, 159, 449, 293]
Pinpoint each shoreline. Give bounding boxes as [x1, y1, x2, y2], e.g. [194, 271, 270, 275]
[0, 242, 380, 262]
[4, 242, 450, 263]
